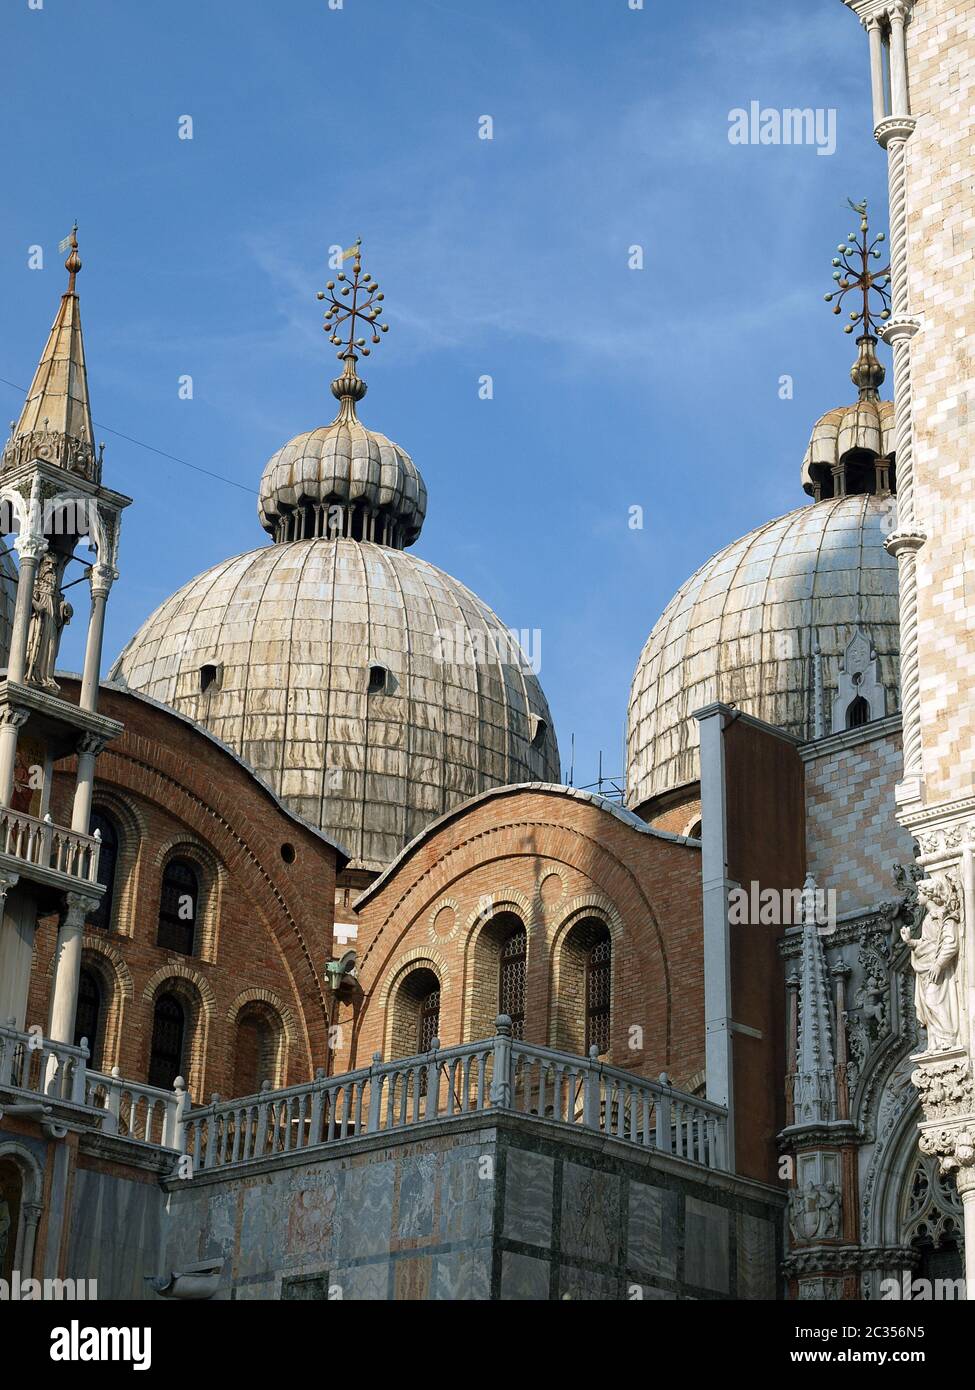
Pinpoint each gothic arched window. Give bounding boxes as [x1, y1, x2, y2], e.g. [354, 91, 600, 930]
[846, 696, 870, 729]
[87, 810, 120, 932]
[157, 859, 199, 955]
[74, 968, 102, 1068]
[147, 992, 185, 1090]
[499, 924, 527, 1040]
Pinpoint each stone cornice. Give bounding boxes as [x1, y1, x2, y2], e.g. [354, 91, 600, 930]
[798, 713, 901, 763]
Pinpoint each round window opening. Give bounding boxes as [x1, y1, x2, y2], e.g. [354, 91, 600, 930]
[281, 842, 297, 864]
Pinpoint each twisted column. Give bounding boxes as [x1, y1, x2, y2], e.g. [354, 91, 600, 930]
[878, 115, 924, 800]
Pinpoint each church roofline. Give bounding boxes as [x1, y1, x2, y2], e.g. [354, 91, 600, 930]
[354, 780, 701, 911]
[55, 671, 352, 868]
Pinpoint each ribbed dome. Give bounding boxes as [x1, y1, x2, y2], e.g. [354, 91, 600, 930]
[801, 398, 895, 498]
[257, 365, 426, 549]
[626, 495, 900, 813]
[110, 538, 559, 871]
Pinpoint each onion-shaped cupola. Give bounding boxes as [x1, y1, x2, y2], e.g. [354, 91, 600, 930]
[803, 203, 896, 501]
[258, 241, 427, 549]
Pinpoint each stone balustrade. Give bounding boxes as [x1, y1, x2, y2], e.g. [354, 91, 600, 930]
[0, 806, 101, 884]
[0, 1021, 89, 1103]
[0, 1022, 185, 1150]
[84, 1067, 189, 1149]
[182, 1017, 729, 1174]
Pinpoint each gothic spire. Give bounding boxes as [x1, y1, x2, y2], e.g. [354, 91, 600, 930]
[793, 874, 838, 1126]
[1, 225, 100, 483]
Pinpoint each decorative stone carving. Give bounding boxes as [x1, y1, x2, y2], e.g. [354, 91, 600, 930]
[911, 1055, 975, 1122]
[24, 551, 72, 693]
[832, 627, 885, 732]
[789, 1181, 843, 1243]
[901, 874, 962, 1051]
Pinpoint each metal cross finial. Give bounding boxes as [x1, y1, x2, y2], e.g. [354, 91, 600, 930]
[316, 240, 389, 362]
[823, 200, 891, 337]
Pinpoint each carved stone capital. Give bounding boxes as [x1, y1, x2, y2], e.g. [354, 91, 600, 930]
[12, 532, 47, 563]
[0, 705, 30, 731]
[88, 564, 118, 600]
[875, 115, 917, 148]
[881, 313, 922, 344]
[0, 869, 20, 903]
[77, 732, 108, 758]
[62, 890, 98, 929]
[885, 527, 927, 558]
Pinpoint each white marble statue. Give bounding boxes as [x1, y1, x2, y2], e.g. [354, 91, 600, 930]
[901, 875, 962, 1051]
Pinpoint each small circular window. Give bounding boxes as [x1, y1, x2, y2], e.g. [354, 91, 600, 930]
[281, 842, 296, 864]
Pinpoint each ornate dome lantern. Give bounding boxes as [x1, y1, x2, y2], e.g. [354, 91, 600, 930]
[113, 243, 559, 871]
[626, 204, 901, 820]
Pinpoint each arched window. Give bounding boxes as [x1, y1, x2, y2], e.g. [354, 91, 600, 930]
[148, 992, 185, 1090]
[846, 696, 870, 729]
[74, 968, 102, 1069]
[157, 859, 199, 955]
[554, 918, 613, 1057]
[87, 810, 120, 932]
[0, 1158, 23, 1285]
[233, 1004, 284, 1097]
[586, 932, 612, 1055]
[389, 967, 441, 1060]
[499, 924, 527, 1040]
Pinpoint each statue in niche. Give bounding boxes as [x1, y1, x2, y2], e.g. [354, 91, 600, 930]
[901, 874, 962, 1051]
[24, 551, 72, 693]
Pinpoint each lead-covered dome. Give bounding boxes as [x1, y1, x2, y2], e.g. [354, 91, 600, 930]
[111, 538, 559, 870]
[626, 494, 900, 814]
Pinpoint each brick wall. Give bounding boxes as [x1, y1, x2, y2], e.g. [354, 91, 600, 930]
[25, 680, 341, 1103]
[803, 722, 917, 916]
[338, 786, 706, 1091]
[905, 0, 975, 802]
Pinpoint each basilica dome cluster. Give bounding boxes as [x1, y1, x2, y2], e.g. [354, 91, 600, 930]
[112, 249, 559, 869]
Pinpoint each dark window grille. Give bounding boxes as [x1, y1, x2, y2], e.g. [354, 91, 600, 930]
[74, 968, 101, 1065]
[586, 934, 612, 1055]
[157, 859, 199, 955]
[499, 926, 527, 1040]
[148, 993, 185, 1090]
[87, 811, 120, 932]
[418, 988, 440, 1052]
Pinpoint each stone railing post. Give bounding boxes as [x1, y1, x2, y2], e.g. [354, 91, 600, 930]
[309, 1066, 326, 1142]
[655, 1072, 673, 1154]
[167, 1075, 189, 1151]
[367, 1053, 383, 1133]
[490, 1014, 513, 1109]
[425, 1038, 441, 1119]
[103, 1064, 122, 1132]
[583, 1045, 602, 1130]
[70, 1036, 89, 1105]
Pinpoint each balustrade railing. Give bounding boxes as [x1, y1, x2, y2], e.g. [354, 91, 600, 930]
[182, 1018, 729, 1174]
[84, 1067, 188, 1149]
[0, 1022, 88, 1103]
[0, 807, 101, 883]
[0, 1022, 185, 1149]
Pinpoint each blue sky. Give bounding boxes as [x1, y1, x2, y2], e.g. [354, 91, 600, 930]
[0, 0, 886, 787]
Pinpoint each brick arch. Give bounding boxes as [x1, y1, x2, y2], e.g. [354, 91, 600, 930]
[95, 741, 329, 1076]
[353, 809, 680, 1074]
[142, 965, 215, 1098]
[78, 938, 134, 1071]
[151, 837, 224, 965]
[88, 788, 147, 939]
[226, 986, 298, 1043]
[461, 901, 530, 1043]
[377, 951, 448, 1060]
[548, 901, 619, 1055]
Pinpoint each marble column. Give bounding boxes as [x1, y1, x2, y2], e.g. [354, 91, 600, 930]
[79, 566, 115, 714]
[47, 891, 94, 1048]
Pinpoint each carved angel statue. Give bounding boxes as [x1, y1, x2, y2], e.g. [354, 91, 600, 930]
[24, 551, 72, 692]
[900, 875, 962, 1051]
